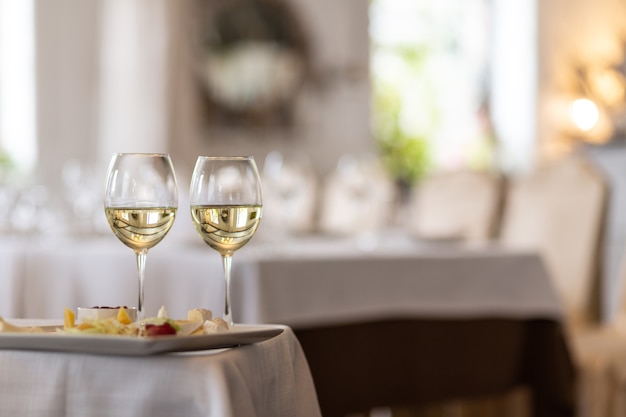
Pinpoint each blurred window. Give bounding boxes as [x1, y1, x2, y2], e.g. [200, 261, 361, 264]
[370, 0, 492, 184]
[0, 0, 36, 177]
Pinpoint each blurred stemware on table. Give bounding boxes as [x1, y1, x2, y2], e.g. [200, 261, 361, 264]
[62, 159, 101, 236]
[260, 150, 317, 240]
[9, 184, 50, 235]
[103, 153, 178, 320]
[0, 185, 16, 233]
[318, 153, 396, 249]
[189, 156, 263, 326]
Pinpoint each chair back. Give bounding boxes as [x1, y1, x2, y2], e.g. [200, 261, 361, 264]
[409, 170, 504, 242]
[499, 154, 608, 326]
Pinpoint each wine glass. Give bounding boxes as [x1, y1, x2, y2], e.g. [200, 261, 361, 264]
[189, 156, 263, 326]
[104, 153, 178, 320]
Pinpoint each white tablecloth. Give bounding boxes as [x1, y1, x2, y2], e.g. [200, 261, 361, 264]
[0, 233, 564, 327]
[231, 234, 564, 327]
[0, 321, 321, 417]
[0, 235, 225, 320]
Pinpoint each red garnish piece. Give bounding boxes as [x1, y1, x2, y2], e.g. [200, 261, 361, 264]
[144, 322, 177, 336]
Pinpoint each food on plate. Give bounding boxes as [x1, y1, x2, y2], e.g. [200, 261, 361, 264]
[77, 306, 137, 323]
[63, 306, 139, 336]
[157, 305, 169, 319]
[187, 308, 213, 323]
[59, 306, 230, 337]
[144, 322, 177, 336]
[203, 318, 229, 334]
[64, 308, 75, 329]
[0, 306, 231, 337]
[0, 317, 44, 333]
[117, 307, 133, 325]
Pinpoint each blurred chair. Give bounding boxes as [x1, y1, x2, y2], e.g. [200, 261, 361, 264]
[408, 169, 505, 242]
[498, 153, 611, 417]
[569, 243, 626, 417]
[577, 249, 626, 417]
[499, 153, 608, 327]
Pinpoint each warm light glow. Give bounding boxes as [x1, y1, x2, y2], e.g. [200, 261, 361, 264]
[571, 98, 599, 131]
[588, 68, 626, 107]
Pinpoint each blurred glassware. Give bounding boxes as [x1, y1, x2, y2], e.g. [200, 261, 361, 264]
[10, 184, 53, 235]
[0, 183, 17, 233]
[61, 159, 101, 236]
[259, 150, 318, 240]
[317, 153, 396, 243]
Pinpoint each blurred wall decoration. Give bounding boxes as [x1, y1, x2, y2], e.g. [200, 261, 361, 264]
[568, 52, 626, 145]
[536, 0, 626, 323]
[173, 0, 373, 178]
[537, 0, 626, 160]
[193, 0, 310, 127]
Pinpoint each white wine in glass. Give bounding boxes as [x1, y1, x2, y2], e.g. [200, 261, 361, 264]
[104, 153, 178, 320]
[189, 156, 263, 326]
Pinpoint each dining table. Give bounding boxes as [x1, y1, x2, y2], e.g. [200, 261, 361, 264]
[230, 233, 576, 417]
[0, 230, 576, 417]
[0, 319, 321, 417]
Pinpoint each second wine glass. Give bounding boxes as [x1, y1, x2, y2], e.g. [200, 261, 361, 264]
[189, 156, 263, 326]
[104, 153, 178, 320]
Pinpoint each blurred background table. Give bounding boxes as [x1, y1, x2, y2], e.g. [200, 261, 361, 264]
[230, 233, 575, 417]
[0, 321, 321, 417]
[232, 233, 563, 325]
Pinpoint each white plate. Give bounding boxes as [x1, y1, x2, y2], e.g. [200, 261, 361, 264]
[0, 324, 284, 356]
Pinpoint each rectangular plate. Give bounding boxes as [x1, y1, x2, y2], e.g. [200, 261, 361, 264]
[0, 324, 284, 356]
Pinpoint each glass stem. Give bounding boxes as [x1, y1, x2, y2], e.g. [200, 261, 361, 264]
[222, 254, 233, 326]
[136, 249, 148, 321]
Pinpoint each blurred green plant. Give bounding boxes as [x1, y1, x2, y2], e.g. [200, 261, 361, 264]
[370, 0, 493, 182]
[373, 96, 431, 187]
[371, 45, 433, 187]
[0, 148, 16, 182]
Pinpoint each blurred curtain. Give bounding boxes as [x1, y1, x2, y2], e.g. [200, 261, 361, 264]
[96, 0, 176, 168]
